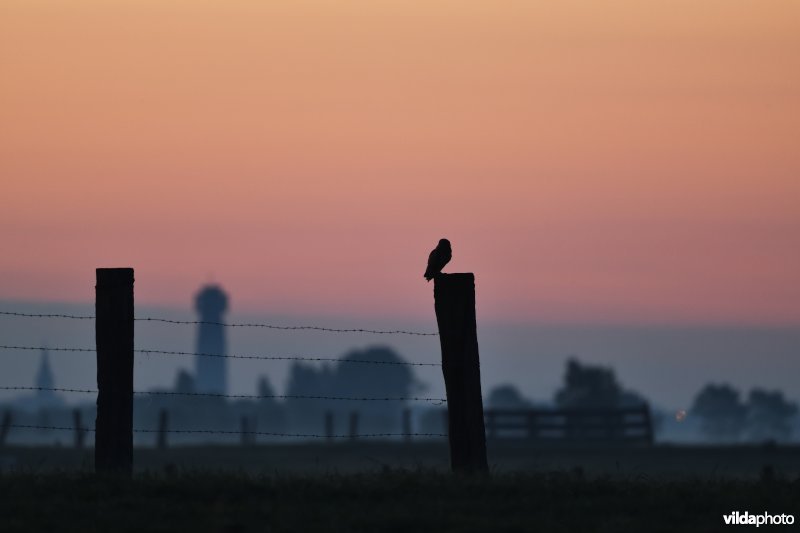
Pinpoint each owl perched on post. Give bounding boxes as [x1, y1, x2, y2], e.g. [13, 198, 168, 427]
[424, 239, 452, 281]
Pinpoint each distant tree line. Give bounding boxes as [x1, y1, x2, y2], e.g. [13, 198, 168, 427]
[3, 350, 797, 446]
[132, 345, 422, 441]
[483, 358, 798, 444]
[485, 357, 648, 411]
[691, 384, 797, 443]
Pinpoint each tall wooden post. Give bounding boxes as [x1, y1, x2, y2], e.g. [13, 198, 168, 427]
[325, 411, 334, 444]
[240, 416, 251, 446]
[73, 408, 85, 449]
[348, 411, 359, 441]
[0, 410, 11, 447]
[434, 273, 488, 473]
[402, 408, 412, 444]
[95, 268, 134, 475]
[157, 409, 168, 451]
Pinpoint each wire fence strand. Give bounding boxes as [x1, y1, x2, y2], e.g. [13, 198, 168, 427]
[0, 345, 95, 354]
[4, 424, 447, 439]
[0, 311, 438, 336]
[0, 386, 95, 395]
[0, 345, 441, 367]
[135, 317, 439, 336]
[0, 310, 450, 440]
[137, 348, 441, 367]
[0, 386, 446, 404]
[0, 311, 93, 320]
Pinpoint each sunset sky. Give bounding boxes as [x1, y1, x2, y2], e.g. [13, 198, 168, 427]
[2, 0, 798, 326]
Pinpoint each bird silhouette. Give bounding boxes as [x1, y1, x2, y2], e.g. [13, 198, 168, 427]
[424, 239, 452, 281]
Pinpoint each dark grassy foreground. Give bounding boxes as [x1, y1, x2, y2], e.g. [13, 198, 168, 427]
[6, 442, 800, 479]
[1, 469, 799, 533]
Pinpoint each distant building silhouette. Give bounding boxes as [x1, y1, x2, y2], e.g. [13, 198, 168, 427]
[36, 347, 55, 392]
[12, 348, 65, 412]
[194, 285, 229, 395]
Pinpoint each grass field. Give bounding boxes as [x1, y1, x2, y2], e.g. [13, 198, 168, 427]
[1, 469, 799, 533]
[3, 441, 800, 479]
[2, 443, 800, 532]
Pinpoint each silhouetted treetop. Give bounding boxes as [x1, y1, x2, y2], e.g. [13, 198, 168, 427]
[691, 383, 746, 442]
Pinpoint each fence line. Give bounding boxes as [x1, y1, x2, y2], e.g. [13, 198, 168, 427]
[135, 317, 438, 336]
[0, 345, 95, 354]
[4, 424, 447, 439]
[0, 302, 454, 452]
[0, 345, 441, 367]
[0, 311, 93, 320]
[0, 311, 438, 336]
[0, 386, 446, 403]
[137, 348, 442, 367]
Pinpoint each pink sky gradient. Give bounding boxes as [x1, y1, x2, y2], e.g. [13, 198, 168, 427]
[1, 1, 798, 325]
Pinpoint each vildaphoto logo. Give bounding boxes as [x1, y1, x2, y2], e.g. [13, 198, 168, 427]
[723, 511, 795, 527]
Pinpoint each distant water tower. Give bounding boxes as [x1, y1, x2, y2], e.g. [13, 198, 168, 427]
[194, 285, 229, 395]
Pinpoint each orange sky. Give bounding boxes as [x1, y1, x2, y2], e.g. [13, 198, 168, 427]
[1, 0, 798, 325]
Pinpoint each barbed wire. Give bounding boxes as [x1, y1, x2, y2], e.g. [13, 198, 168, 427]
[0, 311, 438, 336]
[0, 386, 95, 395]
[4, 423, 447, 439]
[0, 311, 439, 337]
[0, 345, 441, 367]
[138, 390, 447, 403]
[0, 345, 95, 354]
[0, 386, 447, 404]
[135, 317, 438, 336]
[138, 348, 441, 367]
[0, 311, 93, 320]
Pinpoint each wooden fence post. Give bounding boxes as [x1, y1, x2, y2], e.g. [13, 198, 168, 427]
[642, 404, 654, 444]
[486, 411, 496, 439]
[157, 409, 168, 451]
[349, 411, 358, 441]
[402, 408, 412, 443]
[240, 416, 252, 446]
[0, 410, 11, 447]
[95, 267, 134, 475]
[325, 411, 334, 444]
[434, 273, 488, 473]
[526, 411, 539, 440]
[73, 408, 85, 449]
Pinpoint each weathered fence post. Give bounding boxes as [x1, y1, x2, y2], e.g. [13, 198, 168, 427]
[0, 410, 11, 447]
[486, 410, 496, 439]
[402, 408, 412, 444]
[349, 411, 358, 441]
[240, 416, 251, 446]
[157, 409, 168, 451]
[95, 267, 134, 475]
[325, 411, 334, 444]
[526, 411, 539, 440]
[73, 408, 85, 449]
[642, 404, 654, 445]
[434, 273, 488, 473]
